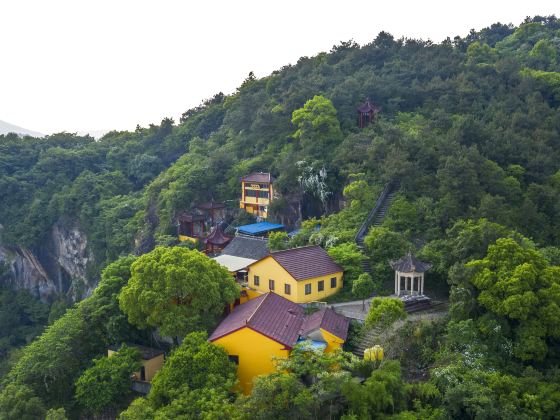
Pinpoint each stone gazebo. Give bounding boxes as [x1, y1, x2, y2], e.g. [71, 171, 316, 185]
[390, 252, 432, 296]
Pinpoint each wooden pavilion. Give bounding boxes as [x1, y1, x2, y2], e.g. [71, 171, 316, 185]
[357, 98, 380, 128]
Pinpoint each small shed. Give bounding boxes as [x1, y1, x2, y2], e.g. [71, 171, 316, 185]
[389, 252, 432, 296]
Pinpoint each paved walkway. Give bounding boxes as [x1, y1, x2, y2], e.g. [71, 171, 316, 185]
[330, 299, 374, 321]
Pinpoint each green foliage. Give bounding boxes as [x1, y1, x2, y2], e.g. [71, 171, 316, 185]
[148, 332, 236, 408]
[0, 288, 49, 378]
[5, 255, 144, 409]
[291, 95, 343, 161]
[44, 408, 68, 420]
[352, 273, 376, 310]
[365, 297, 407, 329]
[119, 398, 155, 420]
[364, 227, 412, 286]
[342, 361, 407, 418]
[327, 242, 364, 284]
[238, 373, 315, 420]
[119, 247, 240, 338]
[74, 345, 141, 414]
[0, 383, 46, 420]
[267, 231, 289, 251]
[466, 238, 560, 361]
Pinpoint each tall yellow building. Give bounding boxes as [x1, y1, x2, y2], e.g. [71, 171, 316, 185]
[209, 292, 349, 394]
[239, 172, 274, 219]
[247, 245, 343, 303]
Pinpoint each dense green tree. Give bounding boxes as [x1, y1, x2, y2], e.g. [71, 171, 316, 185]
[119, 247, 239, 338]
[148, 332, 236, 408]
[363, 227, 411, 286]
[352, 273, 376, 311]
[238, 373, 315, 420]
[466, 238, 560, 361]
[75, 345, 141, 414]
[0, 383, 46, 420]
[291, 95, 343, 161]
[365, 297, 407, 329]
[327, 242, 364, 284]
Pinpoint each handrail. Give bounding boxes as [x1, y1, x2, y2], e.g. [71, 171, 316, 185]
[355, 180, 395, 243]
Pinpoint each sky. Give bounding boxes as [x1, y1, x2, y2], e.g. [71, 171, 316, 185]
[0, 0, 558, 135]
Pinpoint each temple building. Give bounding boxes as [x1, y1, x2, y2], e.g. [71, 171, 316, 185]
[390, 252, 432, 296]
[246, 245, 343, 304]
[357, 98, 380, 128]
[177, 212, 206, 242]
[209, 292, 349, 393]
[204, 223, 232, 254]
[239, 172, 275, 219]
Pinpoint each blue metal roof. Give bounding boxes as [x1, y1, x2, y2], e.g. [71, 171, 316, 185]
[237, 221, 284, 235]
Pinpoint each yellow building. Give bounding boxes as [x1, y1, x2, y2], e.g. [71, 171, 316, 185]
[107, 344, 164, 382]
[209, 292, 349, 394]
[247, 245, 343, 303]
[239, 172, 274, 219]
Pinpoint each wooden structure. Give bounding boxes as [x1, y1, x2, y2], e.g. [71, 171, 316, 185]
[357, 98, 380, 128]
[204, 223, 232, 254]
[197, 201, 226, 225]
[177, 213, 205, 242]
[390, 252, 432, 296]
[239, 172, 274, 219]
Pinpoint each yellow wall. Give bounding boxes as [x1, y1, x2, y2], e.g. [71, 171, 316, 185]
[178, 234, 199, 243]
[240, 181, 273, 218]
[247, 257, 343, 303]
[320, 328, 345, 353]
[107, 350, 164, 383]
[212, 327, 290, 394]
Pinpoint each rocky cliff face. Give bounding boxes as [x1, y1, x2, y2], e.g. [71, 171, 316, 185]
[0, 221, 94, 301]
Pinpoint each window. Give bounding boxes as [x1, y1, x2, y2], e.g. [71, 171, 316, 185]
[244, 189, 257, 197]
[254, 276, 260, 286]
[228, 355, 239, 365]
[269, 279, 275, 291]
[305, 283, 312, 295]
[318, 280, 324, 292]
[330, 277, 337, 288]
[284, 283, 291, 295]
[259, 191, 269, 199]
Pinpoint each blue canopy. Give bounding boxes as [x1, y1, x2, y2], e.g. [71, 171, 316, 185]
[237, 221, 284, 236]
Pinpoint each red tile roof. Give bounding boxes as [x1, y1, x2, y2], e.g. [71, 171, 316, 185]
[269, 246, 343, 281]
[209, 293, 349, 346]
[208, 293, 304, 348]
[301, 308, 350, 341]
[241, 172, 274, 183]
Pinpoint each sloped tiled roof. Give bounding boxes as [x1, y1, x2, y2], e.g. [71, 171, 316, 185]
[241, 172, 274, 183]
[268, 245, 343, 281]
[300, 308, 350, 341]
[357, 99, 380, 113]
[222, 236, 270, 260]
[209, 293, 305, 348]
[206, 224, 231, 246]
[390, 251, 432, 273]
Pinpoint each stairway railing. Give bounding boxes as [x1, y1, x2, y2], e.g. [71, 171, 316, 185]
[355, 180, 396, 244]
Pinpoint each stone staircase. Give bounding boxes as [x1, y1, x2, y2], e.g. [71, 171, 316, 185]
[352, 325, 383, 357]
[355, 181, 400, 274]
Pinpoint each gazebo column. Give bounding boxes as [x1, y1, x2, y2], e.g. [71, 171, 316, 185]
[421, 274, 424, 295]
[394, 272, 398, 295]
[412, 275, 416, 295]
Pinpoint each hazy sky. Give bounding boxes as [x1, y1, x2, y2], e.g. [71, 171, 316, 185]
[1, 1, 558, 135]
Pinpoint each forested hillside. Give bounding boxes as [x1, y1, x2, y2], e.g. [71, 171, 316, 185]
[1, 15, 560, 419]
